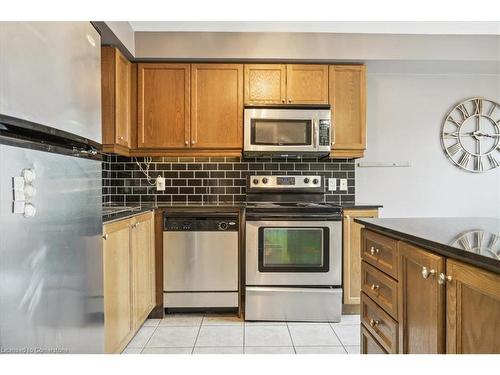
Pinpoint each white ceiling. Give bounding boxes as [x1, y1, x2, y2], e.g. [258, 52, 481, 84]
[128, 21, 500, 35]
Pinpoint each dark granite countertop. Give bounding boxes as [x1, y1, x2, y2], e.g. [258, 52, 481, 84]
[354, 217, 500, 274]
[102, 202, 244, 223]
[102, 201, 381, 223]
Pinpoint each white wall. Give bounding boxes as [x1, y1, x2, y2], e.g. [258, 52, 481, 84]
[356, 63, 500, 218]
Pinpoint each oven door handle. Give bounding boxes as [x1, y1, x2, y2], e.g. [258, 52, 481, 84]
[313, 119, 318, 148]
[246, 215, 341, 221]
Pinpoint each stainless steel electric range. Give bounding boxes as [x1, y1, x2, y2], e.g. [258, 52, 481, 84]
[244, 175, 342, 322]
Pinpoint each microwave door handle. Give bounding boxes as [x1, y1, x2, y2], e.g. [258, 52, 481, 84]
[313, 119, 318, 148]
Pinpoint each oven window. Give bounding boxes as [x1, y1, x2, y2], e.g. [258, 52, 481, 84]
[258, 227, 329, 272]
[251, 119, 312, 146]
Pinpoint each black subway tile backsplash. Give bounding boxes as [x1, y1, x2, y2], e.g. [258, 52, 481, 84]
[102, 155, 356, 205]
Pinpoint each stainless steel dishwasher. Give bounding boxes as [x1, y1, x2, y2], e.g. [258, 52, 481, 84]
[163, 212, 239, 310]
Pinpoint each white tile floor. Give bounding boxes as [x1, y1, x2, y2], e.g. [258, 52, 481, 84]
[123, 313, 361, 354]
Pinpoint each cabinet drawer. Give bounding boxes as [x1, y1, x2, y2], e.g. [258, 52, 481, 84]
[362, 229, 399, 279]
[361, 325, 387, 354]
[361, 261, 398, 319]
[361, 292, 398, 353]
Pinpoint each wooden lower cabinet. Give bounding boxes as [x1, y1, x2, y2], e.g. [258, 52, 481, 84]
[103, 219, 133, 354]
[131, 212, 156, 330]
[103, 212, 155, 353]
[361, 325, 387, 354]
[343, 209, 378, 307]
[398, 242, 445, 354]
[360, 228, 500, 354]
[446, 260, 500, 353]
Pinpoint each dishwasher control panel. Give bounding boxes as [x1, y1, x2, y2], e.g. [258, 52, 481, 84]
[164, 215, 238, 231]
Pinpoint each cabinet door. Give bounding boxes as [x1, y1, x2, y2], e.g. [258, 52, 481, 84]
[103, 219, 133, 354]
[398, 242, 445, 354]
[286, 64, 328, 104]
[131, 212, 155, 329]
[244, 64, 286, 105]
[446, 260, 500, 354]
[101, 47, 131, 152]
[191, 64, 243, 149]
[343, 209, 378, 305]
[361, 325, 387, 354]
[329, 65, 366, 158]
[137, 63, 190, 149]
[115, 50, 131, 148]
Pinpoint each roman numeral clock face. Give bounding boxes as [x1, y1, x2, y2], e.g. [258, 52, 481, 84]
[441, 98, 500, 172]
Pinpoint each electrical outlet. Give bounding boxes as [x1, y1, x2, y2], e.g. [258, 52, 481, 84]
[340, 178, 348, 191]
[155, 176, 166, 191]
[328, 178, 337, 191]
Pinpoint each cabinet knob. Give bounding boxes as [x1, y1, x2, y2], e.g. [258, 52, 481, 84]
[288, 99, 292, 103]
[369, 319, 380, 328]
[421, 266, 436, 279]
[370, 284, 380, 291]
[119, 136, 124, 140]
[185, 140, 189, 146]
[370, 246, 380, 256]
[102, 234, 109, 240]
[438, 273, 452, 285]
[281, 99, 285, 103]
[191, 140, 197, 145]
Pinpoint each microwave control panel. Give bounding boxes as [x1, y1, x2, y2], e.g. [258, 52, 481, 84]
[318, 119, 331, 146]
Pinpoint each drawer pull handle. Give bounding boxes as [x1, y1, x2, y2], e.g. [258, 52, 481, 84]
[438, 273, 452, 285]
[370, 284, 380, 291]
[421, 267, 436, 279]
[369, 319, 380, 328]
[370, 246, 380, 255]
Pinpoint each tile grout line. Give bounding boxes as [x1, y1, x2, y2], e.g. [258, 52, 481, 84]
[140, 320, 160, 353]
[329, 323, 348, 354]
[191, 315, 205, 354]
[285, 322, 297, 354]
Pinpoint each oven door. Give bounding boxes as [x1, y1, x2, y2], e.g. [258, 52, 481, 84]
[246, 220, 341, 286]
[244, 108, 319, 154]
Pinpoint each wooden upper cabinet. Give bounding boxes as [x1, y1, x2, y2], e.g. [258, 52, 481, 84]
[446, 260, 500, 354]
[101, 47, 132, 153]
[329, 65, 366, 158]
[286, 64, 329, 105]
[191, 64, 243, 149]
[137, 64, 190, 149]
[245, 64, 286, 105]
[398, 242, 446, 354]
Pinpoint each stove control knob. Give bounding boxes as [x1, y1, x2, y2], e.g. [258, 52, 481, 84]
[252, 178, 259, 185]
[313, 178, 319, 185]
[262, 177, 268, 184]
[218, 222, 228, 230]
[304, 178, 310, 183]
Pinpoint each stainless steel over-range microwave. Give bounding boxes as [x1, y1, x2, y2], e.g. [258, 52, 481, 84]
[243, 107, 332, 157]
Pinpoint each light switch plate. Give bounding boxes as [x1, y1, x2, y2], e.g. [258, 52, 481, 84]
[155, 176, 166, 191]
[328, 178, 337, 191]
[340, 178, 348, 191]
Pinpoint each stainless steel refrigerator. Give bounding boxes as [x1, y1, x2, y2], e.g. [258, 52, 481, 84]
[0, 22, 104, 353]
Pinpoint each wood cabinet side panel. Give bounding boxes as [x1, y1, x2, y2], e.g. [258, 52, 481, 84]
[343, 209, 378, 305]
[101, 47, 116, 146]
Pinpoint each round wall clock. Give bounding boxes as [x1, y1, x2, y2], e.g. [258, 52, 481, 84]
[441, 97, 500, 173]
